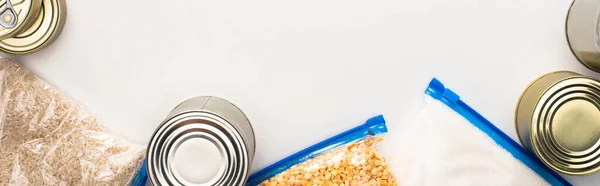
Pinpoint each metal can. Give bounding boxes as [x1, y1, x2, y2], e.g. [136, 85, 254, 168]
[566, 0, 600, 72]
[0, 0, 66, 55]
[515, 71, 600, 176]
[146, 96, 255, 185]
[0, 0, 42, 40]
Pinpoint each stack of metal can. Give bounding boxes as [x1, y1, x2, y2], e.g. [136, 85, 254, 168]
[515, 0, 600, 176]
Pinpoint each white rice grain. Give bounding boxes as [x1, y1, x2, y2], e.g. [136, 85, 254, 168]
[0, 59, 145, 185]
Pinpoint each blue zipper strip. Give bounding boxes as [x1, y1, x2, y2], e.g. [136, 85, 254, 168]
[426, 78, 571, 186]
[246, 115, 388, 186]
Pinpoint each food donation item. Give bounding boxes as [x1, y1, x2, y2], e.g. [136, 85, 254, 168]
[384, 78, 570, 186]
[516, 71, 600, 176]
[0, 0, 67, 55]
[0, 59, 145, 185]
[566, 0, 600, 72]
[246, 115, 398, 186]
[140, 96, 255, 186]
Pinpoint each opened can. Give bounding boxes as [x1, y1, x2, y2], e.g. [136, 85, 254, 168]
[515, 71, 600, 176]
[146, 96, 255, 185]
[566, 0, 600, 72]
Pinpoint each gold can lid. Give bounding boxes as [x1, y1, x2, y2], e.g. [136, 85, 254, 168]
[531, 76, 600, 175]
[0, 0, 42, 40]
[0, 0, 65, 55]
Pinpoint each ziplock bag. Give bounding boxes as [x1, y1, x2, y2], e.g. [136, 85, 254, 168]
[0, 59, 145, 185]
[386, 78, 571, 186]
[246, 115, 398, 186]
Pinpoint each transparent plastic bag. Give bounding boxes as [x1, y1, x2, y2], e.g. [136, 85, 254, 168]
[0, 59, 145, 185]
[385, 78, 571, 186]
[246, 115, 398, 186]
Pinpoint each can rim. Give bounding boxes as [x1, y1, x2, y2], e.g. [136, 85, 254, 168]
[531, 77, 600, 176]
[172, 96, 256, 158]
[565, 0, 600, 73]
[0, 0, 43, 40]
[147, 110, 252, 185]
[514, 71, 577, 150]
[0, 0, 66, 55]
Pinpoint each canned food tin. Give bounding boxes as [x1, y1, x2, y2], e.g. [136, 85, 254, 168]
[0, 0, 42, 40]
[147, 96, 255, 185]
[566, 0, 600, 72]
[0, 0, 66, 55]
[515, 71, 600, 176]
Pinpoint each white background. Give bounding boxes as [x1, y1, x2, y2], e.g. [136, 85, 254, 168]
[10, 0, 600, 185]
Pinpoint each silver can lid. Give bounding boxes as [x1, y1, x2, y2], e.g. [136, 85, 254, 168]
[146, 111, 251, 185]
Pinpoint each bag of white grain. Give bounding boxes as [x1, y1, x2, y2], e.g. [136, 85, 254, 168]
[0, 59, 145, 185]
[382, 78, 571, 186]
[246, 115, 398, 186]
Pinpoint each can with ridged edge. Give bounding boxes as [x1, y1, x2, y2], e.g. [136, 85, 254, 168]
[0, 0, 66, 55]
[0, 0, 42, 40]
[146, 96, 255, 185]
[516, 71, 600, 176]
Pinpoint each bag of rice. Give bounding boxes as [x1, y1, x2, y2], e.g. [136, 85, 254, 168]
[0, 59, 145, 185]
[246, 115, 398, 186]
[383, 78, 571, 186]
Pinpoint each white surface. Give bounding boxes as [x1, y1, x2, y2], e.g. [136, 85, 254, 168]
[10, 0, 600, 185]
